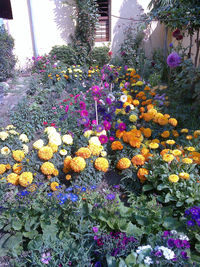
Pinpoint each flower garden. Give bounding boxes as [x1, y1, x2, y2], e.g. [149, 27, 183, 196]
[0, 53, 200, 266]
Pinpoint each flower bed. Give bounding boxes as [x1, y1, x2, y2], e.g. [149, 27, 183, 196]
[0, 63, 200, 266]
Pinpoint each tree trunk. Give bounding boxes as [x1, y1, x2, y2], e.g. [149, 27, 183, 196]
[195, 29, 200, 68]
[188, 33, 193, 59]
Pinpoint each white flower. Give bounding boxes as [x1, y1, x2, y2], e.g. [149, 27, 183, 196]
[136, 245, 152, 254]
[33, 139, 44, 150]
[62, 134, 73, 145]
[179, 234, 189, 241]
[59, 149, 68, 156]
[100, 151, 107, 157]
[120, 95, 127, 103]
[99, 99, 105, 105]
[22, 144, 29, 154]
[19, 134, 29, 143]
[95, 130, 107, 137]
[1, 146, 11, 155]
[0, 131, 9, 141]
[44, 127, 57, 135]
[107, 93, 115, 102]
[89, 136, 101, 146]
[48, 132, 62, 146]
[9, 130, 18, 135]
[170, 230, 177, 235]
[144, 256, 153, 265]
[5, 125, 15, 130]
[159, 246, 175, 260]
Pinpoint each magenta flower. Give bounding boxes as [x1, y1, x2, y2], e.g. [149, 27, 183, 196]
[104, 82, 109, 88]
[99, 135, 108, 144]
[92, 85, 100, 94]
[41, 252, 51, 265]
[167, 52, 181, 68]
[106, 98, 112, 105]
[52, 107, 56, 110]
[119, 123, 126, 131]
[109, 136, 115, 141]
[92, 120, 97, 125]
[103, 120, 111, 130]
[79, 101, 86, 110]
[65, 105, 69, 113]
[80, 110, 88, 117]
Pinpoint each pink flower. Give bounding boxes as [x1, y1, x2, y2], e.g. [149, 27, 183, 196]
[79, 101, 86, 110]
[92, 85, 100, 94]
[60, 105, 63, 108]
[80, 110, 88, 117]
[104, 82, 109, 88]
[43, 121, 48, 125]
[99, 135, 108, 144]
[103, 120, 111, 130]
[52, 107, 56, 110]
[92, 120, 97, 125]
[109, 136, 115, 141]
[92, 227, 99, 233]
[65, 105, 69, 112]
[119, 123, 126, 131]
[108, 51, 112, 56]
[51, 123, 56, 127]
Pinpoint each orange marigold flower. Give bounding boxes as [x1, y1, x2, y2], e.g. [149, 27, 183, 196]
[161, 131, 170, 138]
[66, 174, 71, 180]
[116, 158, 131, 170]
[157, 117, 168, 126]
[70, 157, 86, 172]
[172, 130, 179, 138]
[13, 163, 23, 174]
[137, 168, 149, 183]
[116, 129, 125, 139]
[142, 113, 154, 122]
[131, 154, 145, 166]
[129, 138, 141, 148]
[169, 118, 178, 127]
[186, 135, 193, 140]
[76, 147, 91, 159]
[111, 141, 123, 150]
[143, 128, 152, 138]
[160, 149, 171, 156]
[141, 147, 149, 155]
[38, 146, 53, 161]
[63, 156, 72, 173]
[94, 157, 109, 172]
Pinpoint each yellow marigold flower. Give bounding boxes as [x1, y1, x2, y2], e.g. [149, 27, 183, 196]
[179, 172, 190, 180]
[41, 162, 55, 175]
[76, 147, 91, 159]
[59, 149, 68, 156]
[94, 157, 109, 172]
[168, 174, 179, 183]
[149, 142, 159, 149]
[111, 141, 123, 151]
[50, 182, 59, 191]
[12, 150, 25, 162]
[185, 147, 195, 152]
[137, 168, 149, 183]
[19, 134, 29, 143]
[84, 130, 93, 138]
[19, 172, 33, 187]
[162, 154, 175, 162]
[62, 134, 73, 145]
[172, 130, 179, 138]
[161, 131, 170, 138]
[53, 169, 59, 176]
[63, 156, 72, 173]
[7, 173, 19, 185]
[0, 131, 9, 141]
[131, 154, 145, 166]
[136, 81, 143, 86]
[70, 157, 86, 172]
[181, 129, 188, 133]
[0, 164, 7, 175]
[186, 135, 193, 140]
[88, 144, 103, 156]
[5, 125, 15, 130]
[168, 118, 178, 127]
[158, 117, 168, 126]
[116, 158, 131, 170]
[182, 158, 193, 164]
[38, 146, 53, 161]
[33, 139, 44, 150]
[129, 114, 138, 122]
[48, 143, 58, 153]
[172, 149, 182, 156]
[132, 99, 140, 106]
[66, 174, 71, 180]
[1, 146, 11, 155]
[13, 163, 23, 174]
[166, 140, 175, 145]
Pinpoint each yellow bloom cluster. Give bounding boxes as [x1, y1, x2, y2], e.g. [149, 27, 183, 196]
[12, 150, 25, 162]
[41, 162, 55, 175]
[70, 157, 86, 172]
[76, 147, 91, 159]
[38, 146, 53, 161]
[94, 158, 109, 172]
[116, 158, 131, 170]
[18, 172, 33, 187]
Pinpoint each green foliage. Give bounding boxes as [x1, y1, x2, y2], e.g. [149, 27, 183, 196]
[90, 46, 110, 67]
[0, 25, 16, 82]
[49, 45, 78, 66]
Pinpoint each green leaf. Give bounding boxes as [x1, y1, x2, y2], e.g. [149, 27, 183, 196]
[28, 235, 43, 250]
[142, 184, 153, 192]
[135, 215, 148, 226]
[126, 222, 143, 237]
[157, 183, 169, 191]
[106, 255, 118, 267]
[12, 219, 22, 230]
[23, 230, 38, 239]
[163, 217, 179, 229]
[125, 252, 137, 266]
[195, 242, 200, 253]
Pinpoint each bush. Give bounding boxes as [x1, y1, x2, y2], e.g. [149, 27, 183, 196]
[0, 25, 16, 82]
[90, 46, 110, 67]
[49, 45, 77, 66]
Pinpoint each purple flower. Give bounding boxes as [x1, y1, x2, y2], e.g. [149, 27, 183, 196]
[155, 250, 163, 257]
[174, 239, 182, 248]
[96, 124, 105, 132]
[104, 82, 109, 88]
[94, 262, 102, 267]
[167, 238, 175, 248]
[182, 240, 190, 249]
[92, 227, 99, 233]
[99, 135, 108, 144]
[41, 252, 51, 265]
[106, 194, 115, 200]
[103, 120, 111, 130]
[187, 220, 195, 227]
[119, 123, 126, 131]
[169, 43, 173, 48]
[163, 231, 171, 237]
[79, 101, 86, 110]
[181, 251, 189, 259]
[167, 52, 181, 68]
[106, 97, 112, 105]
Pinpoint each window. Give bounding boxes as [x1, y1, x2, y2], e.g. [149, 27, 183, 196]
[95, 0, 110, 42]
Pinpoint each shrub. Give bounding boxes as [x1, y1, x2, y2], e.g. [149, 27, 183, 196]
[90, 46, 110, 67]
[49, 45, 77, 66]
[0, 25, 16, 82]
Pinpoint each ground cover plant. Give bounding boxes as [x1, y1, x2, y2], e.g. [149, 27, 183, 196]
[1, 56, 200, 266]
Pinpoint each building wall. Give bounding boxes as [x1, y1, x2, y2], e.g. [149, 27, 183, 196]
[4, 0, 166, 67]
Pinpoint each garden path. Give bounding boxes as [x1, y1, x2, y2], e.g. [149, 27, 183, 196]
[0, 74, 31, 127]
